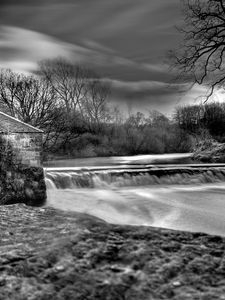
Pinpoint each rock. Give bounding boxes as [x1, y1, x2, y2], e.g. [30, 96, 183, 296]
[0, 204, 225, 299]
[193, 140, 225, 163]
[55, 265, 65, 272]
[172, 281, 181, 287]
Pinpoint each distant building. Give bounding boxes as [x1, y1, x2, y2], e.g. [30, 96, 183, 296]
[0, 112, 43, 167]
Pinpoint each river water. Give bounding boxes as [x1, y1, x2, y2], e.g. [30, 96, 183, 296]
[45, 153, 225, 236]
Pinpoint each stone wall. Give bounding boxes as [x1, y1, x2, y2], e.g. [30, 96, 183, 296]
[0, 166, 47, 206]
[0, 134, 46, 206]
[1, 132, 43, 167]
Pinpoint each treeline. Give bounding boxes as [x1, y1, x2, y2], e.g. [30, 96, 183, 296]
[67, 110, 194, 157]
[0, 58, 222, 158]
[175, 103, 225, 142]
[0, 58, 111, 156]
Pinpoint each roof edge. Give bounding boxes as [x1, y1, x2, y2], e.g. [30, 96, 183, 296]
[0, 112, 44, 133]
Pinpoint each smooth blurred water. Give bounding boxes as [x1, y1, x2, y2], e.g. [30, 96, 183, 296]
[45, 153, 225, 237]
[44, 153, 194, 167]
[46, 184, 225, 236]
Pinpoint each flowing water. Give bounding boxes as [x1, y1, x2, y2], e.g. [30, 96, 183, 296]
[45, 153, 225, 236]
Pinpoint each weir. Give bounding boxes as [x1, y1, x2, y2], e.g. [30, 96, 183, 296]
[45, 165, 225, 189]
[44, 159, 225, 237]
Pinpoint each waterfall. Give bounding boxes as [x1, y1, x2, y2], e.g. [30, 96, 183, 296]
[44, 162, 225, 236]
[45, 166, 225, 189]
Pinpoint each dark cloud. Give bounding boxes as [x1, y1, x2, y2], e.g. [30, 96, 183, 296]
[0, 0, 191, 114]
[0, 0, 74, 5]
[104, 78, 191, 115]
[107, 79, 188, 97]
[0, 0, 182, 61]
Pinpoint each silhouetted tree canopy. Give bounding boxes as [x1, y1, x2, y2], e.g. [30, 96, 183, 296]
[173, 0, 225, 99]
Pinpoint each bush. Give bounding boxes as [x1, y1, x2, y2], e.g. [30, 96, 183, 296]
[0, 135, 17, 169]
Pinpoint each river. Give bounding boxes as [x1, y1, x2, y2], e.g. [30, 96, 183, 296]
[44, 153, 225, 236]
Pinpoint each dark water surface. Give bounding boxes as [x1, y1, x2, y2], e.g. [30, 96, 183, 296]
[44, 153, 194, 168]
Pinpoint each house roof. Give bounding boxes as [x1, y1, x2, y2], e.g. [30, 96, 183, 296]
[0, 112, 43, 133]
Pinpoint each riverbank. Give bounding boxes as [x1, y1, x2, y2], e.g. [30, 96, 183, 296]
[1, 204, 225, 299]
[193, 140, 225, 163]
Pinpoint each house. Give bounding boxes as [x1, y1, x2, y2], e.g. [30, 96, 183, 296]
[0, 112, 43, 167]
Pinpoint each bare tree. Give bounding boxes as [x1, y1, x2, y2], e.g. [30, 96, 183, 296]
[39, 58, 111, 133]
[122, 112, 147, 154]
[147, 110, 170, 128]
[0, 59, 112, 154]
[82, 76, 111, 132]
[0, 69, 58, 124]
[174, 105, 204, 134]
[0, 69, 68, 151]
[173, 0, 225, 99]
[110, 106, 124, 125]
[38, 58, 89, 113]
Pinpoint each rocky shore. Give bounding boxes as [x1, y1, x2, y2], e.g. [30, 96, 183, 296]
[193, 140, 225, 163]
[0, 204, 225, 299]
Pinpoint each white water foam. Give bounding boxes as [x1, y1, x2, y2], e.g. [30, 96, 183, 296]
[44, 156, 225, 236]
[46, 183, 225, 236]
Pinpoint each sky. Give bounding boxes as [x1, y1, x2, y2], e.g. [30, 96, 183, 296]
[0, 0, 223, 116]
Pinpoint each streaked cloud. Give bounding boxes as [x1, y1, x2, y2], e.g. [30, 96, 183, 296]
[0, 26, 73, 73]
[106, 80, 224, 115]
[104, 78, 189, 96]
[0, 25, 170, 81]
[0, 0, 209, 115]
